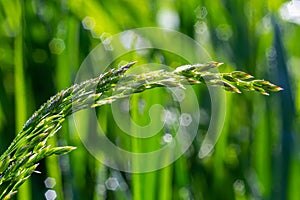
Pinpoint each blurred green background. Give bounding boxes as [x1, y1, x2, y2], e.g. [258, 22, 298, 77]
[0, 0, 299, 199]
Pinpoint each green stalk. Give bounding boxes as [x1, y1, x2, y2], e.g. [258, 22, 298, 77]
[212, 92, 231, 199]
[131, 94, 142, 200]
[289, 59, 300, 200]
[144, 90, 161, 200]
[174, 156, 189, 199]
[94, 105, 107, 200]
[252, 96, 271, 197]
[14, 2, 31, 199]
[288, 158, 300, 200]
[158, 155, 172, 200]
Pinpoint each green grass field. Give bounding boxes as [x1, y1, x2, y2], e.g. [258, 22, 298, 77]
[0, 0, 299, 199]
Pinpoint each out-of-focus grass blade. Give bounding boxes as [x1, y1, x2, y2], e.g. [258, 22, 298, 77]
[271, 16, 296, 200]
